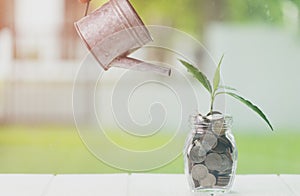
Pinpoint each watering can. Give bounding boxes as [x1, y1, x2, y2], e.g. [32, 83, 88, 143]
[74, 0, 171, 76]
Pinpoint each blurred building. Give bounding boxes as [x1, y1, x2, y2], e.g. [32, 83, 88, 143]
[0, 0, 300, 129]
[0, 0, 88, 124]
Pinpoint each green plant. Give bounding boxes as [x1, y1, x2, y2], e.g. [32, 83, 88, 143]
[179, 55, 273, 131]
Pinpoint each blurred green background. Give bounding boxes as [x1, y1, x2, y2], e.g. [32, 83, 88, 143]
[95, 0, 300, 38]
[0, 125, 299, 174]
[0, 0, 300, 174]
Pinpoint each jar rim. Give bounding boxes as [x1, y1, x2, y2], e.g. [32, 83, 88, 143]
[190, 113, 233, 128]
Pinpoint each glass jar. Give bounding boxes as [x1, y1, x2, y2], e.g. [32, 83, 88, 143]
[183, 112, 238, 194]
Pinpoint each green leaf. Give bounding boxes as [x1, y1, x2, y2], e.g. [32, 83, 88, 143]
[224, 92, 273, 131]
[179, 59, 212, 94]
[213, 55, 224, 93]
[218, 85, 237, 91]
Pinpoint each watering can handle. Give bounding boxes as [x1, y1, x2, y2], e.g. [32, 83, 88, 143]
[84, 0, 91, 16]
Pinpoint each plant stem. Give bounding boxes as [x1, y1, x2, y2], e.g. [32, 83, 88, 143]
[210, 94, 215, 114]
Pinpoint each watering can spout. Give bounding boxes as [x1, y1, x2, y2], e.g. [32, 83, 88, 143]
[111, 57, 171, 76]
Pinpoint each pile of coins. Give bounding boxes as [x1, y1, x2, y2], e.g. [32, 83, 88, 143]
[187, 114, 234, 189]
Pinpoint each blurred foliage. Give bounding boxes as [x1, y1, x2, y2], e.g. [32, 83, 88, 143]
[0, 125, 299, 174]
[91, 0, 300, 39]
[226, 0, 284, 24]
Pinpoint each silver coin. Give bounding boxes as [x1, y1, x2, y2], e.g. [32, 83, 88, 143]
[190, 146, 206, 163]
[193, 178, 200, 188]
[220, 154, 233, 172]
[212, 140, 227, 153]
[212, 118, 226, 135]
[194, 126, 207, 134]
[214, 136, 233, 153]
[216, 176, 231, 187]
[219, 135, 231, 145]
[193, 133, 202, 141]
[200, 173, 216, 187]
[192, 114, 208, 125]
[202, 133, 218, 151]
[218, 169, 232, 175]
[204, 153, 223, 171]
[191, 164, 209, 181]
[194, 141, 207, 156]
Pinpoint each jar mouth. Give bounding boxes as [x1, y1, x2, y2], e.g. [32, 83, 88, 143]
[190, 113, 233, 133]
[190, 113, 232, 121]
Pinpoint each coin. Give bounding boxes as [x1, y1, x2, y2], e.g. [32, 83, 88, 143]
[212, 118, 226, 135]
[204, 153, 223, 171]
[218, 168, 232, 176]
[193, 178, 200, 188]
[216, 135, 233, 153]
[200, 173, 216, 187]
[216, 175, 231, 187]
[191, 164, 209, 181]
[192, 114, 208, 125]
[219, 135, 231, 145]
[212, 139, 227, 153]
[202, 133, 218, 151]
[194, 141, 207, 156]
[218, 154, 232, 172]
[190, 145, 206, 163]
[193, 133, 202, 141]
[194, 125, 208, 134]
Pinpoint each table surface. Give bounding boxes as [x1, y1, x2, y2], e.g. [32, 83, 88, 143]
[0, 174, 299, 196]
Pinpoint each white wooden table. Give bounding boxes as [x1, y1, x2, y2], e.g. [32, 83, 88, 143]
[0, 174, 298, 196]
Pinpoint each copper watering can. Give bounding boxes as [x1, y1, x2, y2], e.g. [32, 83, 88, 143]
[74, 0, 171, 76]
